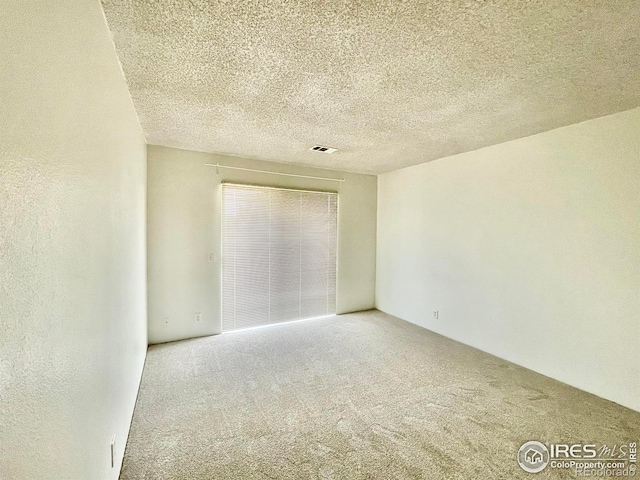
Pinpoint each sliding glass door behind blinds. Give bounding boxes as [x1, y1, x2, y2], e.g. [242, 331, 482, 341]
[222, 184, 338, 331]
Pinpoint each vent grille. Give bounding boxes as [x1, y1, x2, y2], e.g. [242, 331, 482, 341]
[309, 145, 337, 154]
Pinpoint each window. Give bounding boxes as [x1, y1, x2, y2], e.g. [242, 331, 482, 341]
[222, 184, 338, 331]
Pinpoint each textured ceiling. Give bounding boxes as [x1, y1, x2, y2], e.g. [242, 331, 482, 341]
[102, 0, 640, 174]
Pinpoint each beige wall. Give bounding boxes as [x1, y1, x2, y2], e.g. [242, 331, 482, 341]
[147, 145, 377, 344]
[376, 108, 640, 412]
[0, 2, 147, 479]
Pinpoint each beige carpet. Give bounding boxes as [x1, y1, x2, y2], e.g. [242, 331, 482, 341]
[120, 310, 639, 479]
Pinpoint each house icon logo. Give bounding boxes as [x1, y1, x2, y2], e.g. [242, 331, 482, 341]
[525, 449, 543, 464]
[518, 441, 550, 473]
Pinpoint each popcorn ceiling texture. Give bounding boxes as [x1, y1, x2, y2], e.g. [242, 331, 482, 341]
[101, 0, 640, 174]
[120, 311, 640, 479]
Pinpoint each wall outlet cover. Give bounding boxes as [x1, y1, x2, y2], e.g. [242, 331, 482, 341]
[110, 435, 116, 468]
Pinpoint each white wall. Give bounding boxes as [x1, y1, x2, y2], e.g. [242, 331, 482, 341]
[147, 145, 377, 344]
[377, 108, 640, 412]
[0, 2, 147, 479]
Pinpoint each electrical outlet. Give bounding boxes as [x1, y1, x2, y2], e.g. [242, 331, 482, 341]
[433, 310, 439, 320]
[194, 312, 202, 323]
[110, 435, 116, 468]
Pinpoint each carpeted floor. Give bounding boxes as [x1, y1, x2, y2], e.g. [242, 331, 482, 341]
[120, 310, 639, 479]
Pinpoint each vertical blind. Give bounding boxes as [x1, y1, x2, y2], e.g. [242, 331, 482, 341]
[222, 184, 338, 331]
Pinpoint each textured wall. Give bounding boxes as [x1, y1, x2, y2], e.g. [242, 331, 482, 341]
[147, 145, 376, 344]
[0, 1, 147, 479]
[376, 108, 640, 412]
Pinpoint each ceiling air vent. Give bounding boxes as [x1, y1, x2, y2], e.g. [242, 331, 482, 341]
[309, 145, 338, 154]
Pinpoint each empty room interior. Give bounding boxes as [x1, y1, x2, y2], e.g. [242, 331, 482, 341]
[2, 1, 640, 479]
